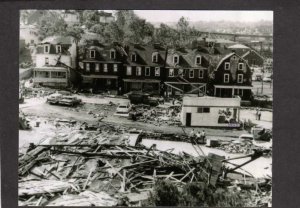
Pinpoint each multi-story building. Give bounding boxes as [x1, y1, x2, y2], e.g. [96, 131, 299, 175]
[122, 43, 166, 94]
[211, 52, 253, 100]
[33, 36, 75, 87]
[164, 47, 209, 96]
[81, 41, 127, 94]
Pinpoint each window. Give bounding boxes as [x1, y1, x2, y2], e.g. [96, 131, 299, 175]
[56, 45, 61, 53]
[173, 55, 179, 64]
[126, 66, 132, 75]
[152, 52, 158, 63]
[238, 63, 244, 70]
[169, 68, 174, 77]
[224, 74, 229, 83]
[196, 55, 202, 65]
[197, 107, 210, 113]
[45, 57, 49, 65]
[225, 62, 230, 70]
[136, 67, 142, 76]
[237, 74, 243, 83]
[86, 63, 90, 72]
[145, 67, 150, 76]
[199, 69, 204, 78]
[90, 50, 95, 58]
[95, 63, 100, 72]
[189, 69, 194, 78]
[155, 67, 160, 76]
[30, 40, 34, 44]
[113, 64, 118, 72]
[51, 72, 66, 78]
[103, 64, 108, 72]
[131, 53, 137, 62]
[234, 89, 243, 96]
[44, 45, 49, 53]
[110, 49, 116, 59]
[178, 68, 184, 76]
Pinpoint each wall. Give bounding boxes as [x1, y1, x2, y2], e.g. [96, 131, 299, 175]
[36, 54, 71, 67]
[181, 106, 240, 127]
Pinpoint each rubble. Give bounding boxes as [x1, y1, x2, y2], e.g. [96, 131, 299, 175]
[18, 125, 272, 206]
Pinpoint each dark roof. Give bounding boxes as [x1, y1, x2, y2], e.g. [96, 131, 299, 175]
[124, 43, 166, 67]
[41, 36, 72, 45]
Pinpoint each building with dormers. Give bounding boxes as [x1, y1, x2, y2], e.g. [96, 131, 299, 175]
[122, 43, 166, 94]
[164, 47, 209, 96]
[212, 52, 252, 100]
[81, 41, 127, 94]
[33, 36, 76, 87]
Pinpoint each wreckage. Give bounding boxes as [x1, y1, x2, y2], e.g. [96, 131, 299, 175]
[18, 126, 271, 206]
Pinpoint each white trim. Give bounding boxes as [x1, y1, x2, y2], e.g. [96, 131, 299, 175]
[44, 45, 50, 54]
[56, 45, 62, 53]
[189, 69, 194, 78]
[224, 74, 230, 83]
[225, 62, 230, 70]
[238, 63, 244, 70]
[86, 63, 90, 72]
[103, 64, 108, 72]
[136, 66, 142, 76]
[145, 67, 150, 76]
[169, 68, 174, 77]
[110, 49, 116, 59]
[95, 63, 100, 72]
[113, 64, 118, 72]
[90, 50, 96, 58]
[195, 55, 202, 65]
[155, 67, 160, 76]
[131, 53, 137, 62]
[126, 66, 132, 75]
[173, 55, 179, 64]
[152, 52, 158, 63]
[199, 69, 204, 78]
[45, 57, 49, 65]
[237, 74, 243, 83]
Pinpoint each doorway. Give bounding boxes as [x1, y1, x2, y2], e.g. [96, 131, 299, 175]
[186, 113, 191, 127]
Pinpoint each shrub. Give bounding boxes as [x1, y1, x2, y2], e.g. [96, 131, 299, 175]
[151, 180, 180, 206]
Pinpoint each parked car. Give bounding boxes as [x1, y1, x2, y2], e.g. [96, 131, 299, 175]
[46, 93, 81, 106]
[263, 77, 272, 82]
[46, 93, 63, 104]
[116, 101, 131, 114]
[58, 96, 82, 106]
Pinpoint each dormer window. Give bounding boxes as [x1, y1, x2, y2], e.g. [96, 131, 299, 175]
[173, 55, 179, 64]
[131, 53, 137, 62]
[110, 49, 116, 59]
[196, 55, 202, 65]
[44, 45, 49, 54]
[238, 63, 244, 70]
[90, 50, 96, 58]
[56, 45, 62, 53]
[225, 62, 230, 70]
[152, 52, 158, 63]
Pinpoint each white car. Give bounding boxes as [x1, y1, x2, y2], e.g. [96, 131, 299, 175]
[115, 101, 131, 116]
[238, 134, 254, 141]
[263, 77, 272, 82]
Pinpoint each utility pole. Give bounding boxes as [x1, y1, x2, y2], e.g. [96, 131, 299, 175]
[261, 68, 264, 94]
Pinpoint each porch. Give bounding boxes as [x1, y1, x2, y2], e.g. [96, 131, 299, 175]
[123, 79, 160, 95]
[214, 85, 252, 100]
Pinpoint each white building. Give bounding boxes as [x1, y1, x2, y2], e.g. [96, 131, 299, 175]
[19, 24, 40, 45]
[181, 96, 241, 127]
[33, 36, 74, 87]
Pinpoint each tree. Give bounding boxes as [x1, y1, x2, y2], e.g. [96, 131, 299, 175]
[36, 11, 67, 40]
[65, 24, 84, 70]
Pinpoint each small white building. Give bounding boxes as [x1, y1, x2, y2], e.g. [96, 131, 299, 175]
[181, 96, 241, 127]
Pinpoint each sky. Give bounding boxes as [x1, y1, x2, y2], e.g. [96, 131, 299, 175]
[131, 10, 273, 23]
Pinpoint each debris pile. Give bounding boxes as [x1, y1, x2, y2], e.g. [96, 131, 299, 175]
[217, 140, 272, 157]
[132, 105, 182, 126]
[18, 129, 271, 206]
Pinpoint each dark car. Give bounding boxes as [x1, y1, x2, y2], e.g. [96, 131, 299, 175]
[58, 96, 82, 106]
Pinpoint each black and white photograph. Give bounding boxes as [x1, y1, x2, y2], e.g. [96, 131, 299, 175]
[18, 10, 273, 206]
